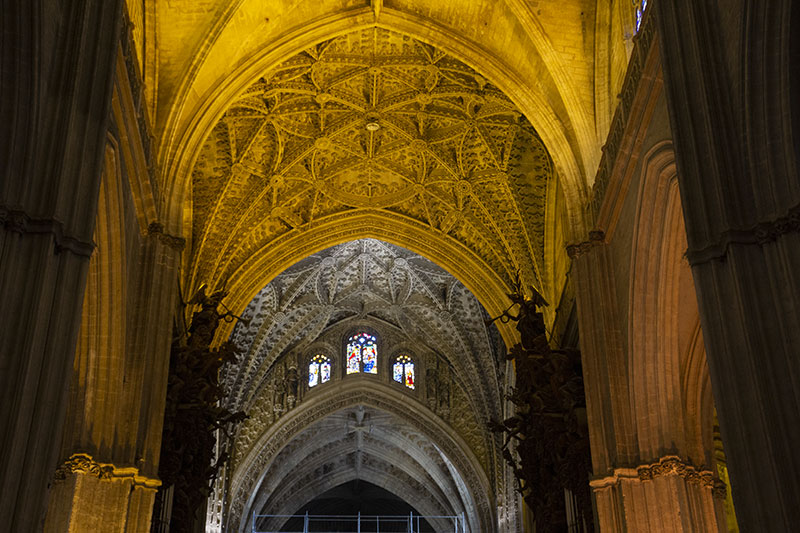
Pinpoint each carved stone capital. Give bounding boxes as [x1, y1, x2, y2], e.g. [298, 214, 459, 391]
[591, 456, 726, 499]
[687, 203, 800, 265]
[636, 455, 724, 496]
[754, 203, 800, 245]
[53, 453, 162, 491]
[54, 453, 114, 481]
[147, 221, 186, 251]
[0, 205, 95, 257]
[566, 230, 606, 259]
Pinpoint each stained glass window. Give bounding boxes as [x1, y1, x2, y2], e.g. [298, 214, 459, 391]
[393, 355, 414, 389]
[309, 355, 331, 387]
[346, 332, 378, 374]
[633, 0, 648, 34]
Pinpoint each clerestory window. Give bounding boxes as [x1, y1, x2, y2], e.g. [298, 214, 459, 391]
[308, 354, 331, 387]
[346, 332, 378, 374]
[392, 354, 415, 389]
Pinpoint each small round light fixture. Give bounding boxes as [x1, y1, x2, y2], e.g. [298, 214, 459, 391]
[365, 121, 381, 132]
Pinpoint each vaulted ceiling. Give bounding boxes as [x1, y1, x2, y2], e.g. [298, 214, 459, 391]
[120, 2, 644, 531]
[189, 27, 552, 321]
[122, 0, 639, 330]
[220, 239, 509, 532]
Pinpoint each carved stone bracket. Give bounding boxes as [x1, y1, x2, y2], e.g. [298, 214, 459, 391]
[53, 453, 161, 491]
[686, 203, 800, 265]
[566, 230, 606, 259]
[0, 205, 95, 258]
[147, 221, 186, 251]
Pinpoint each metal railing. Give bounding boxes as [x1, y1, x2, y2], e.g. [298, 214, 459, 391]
[252, 512, 467, 533]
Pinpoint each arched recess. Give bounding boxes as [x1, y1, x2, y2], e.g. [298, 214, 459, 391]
[159, 6, 591, 243]
[682, 322, 715, 469]
[628, 141, 709, 461]
[227, 380, 493, 533]
[249, 420, 461, 531]
[212, 211, 519, 348]
[61, 142, 129, 459]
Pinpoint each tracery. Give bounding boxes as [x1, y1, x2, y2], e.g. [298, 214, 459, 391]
[308, 354, 331, 387]
[346, 332, 378, 375]
[393, 354, 415, 389]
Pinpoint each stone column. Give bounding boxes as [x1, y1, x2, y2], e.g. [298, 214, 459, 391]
[571, 232, 727, 531]
[569, 231, 636, 477]
[0, 2, 122, 530]
[125, 225, 184, 532]
[655, 2, 800, 529]
[44, 225, 182, 533]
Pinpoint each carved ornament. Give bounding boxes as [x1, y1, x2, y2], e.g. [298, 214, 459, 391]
[566, 230, 605, 259]
[686, 203, 800, 265]
[0, 205, 95, 258]
[147, 221, 186, 251]
[53, 453, 161, 490]
[637, 455, 726, 497]
[189, 27, 553, 300]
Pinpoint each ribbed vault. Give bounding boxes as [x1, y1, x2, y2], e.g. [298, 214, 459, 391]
[226, 383, 495, 533]
[188, 26, 556, 340]
[216, 239, 514, 532]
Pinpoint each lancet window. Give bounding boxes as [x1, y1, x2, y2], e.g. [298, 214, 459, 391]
[393, 355, 415, 389]
[308, 355, 332, 387]
[346, 332, 378, 374]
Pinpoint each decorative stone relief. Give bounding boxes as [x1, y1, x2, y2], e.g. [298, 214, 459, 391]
[188, 27, 553, 303]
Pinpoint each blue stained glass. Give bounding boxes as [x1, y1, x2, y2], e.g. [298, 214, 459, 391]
[635, 8, 642, 33]
[309, 363, 319, 387]
[321, 361, 331, 383]
[393, 362, 403, 382]
[363, 344, 377, 374]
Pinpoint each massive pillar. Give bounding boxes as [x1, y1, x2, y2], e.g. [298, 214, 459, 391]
[571, 14, 729, 528]
[0, 2, 122, 530]
[40, 25, 184, 532]
[656, 2, 800, 529]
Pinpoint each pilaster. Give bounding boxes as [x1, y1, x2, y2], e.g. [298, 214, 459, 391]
[44, 453, 160, 532]
[568, 231, 635, 475]
[44, 227, 183, 533]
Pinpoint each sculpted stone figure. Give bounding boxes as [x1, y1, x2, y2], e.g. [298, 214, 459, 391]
[155, 286, 247, 533]
[285, 366, 299, 409]
[488, 276, 593, 532]
[426, 367, 438, 410]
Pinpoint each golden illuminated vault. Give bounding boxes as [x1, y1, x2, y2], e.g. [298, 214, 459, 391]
[189, 28, 554, 319]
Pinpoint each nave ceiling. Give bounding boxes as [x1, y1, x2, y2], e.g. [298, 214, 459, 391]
[121, 0, 640, 343]
[188, 27, 559, 340]
[217, 239, 512, 532]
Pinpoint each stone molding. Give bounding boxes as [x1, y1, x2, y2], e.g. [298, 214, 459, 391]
[566, 230, 606, 259]
[686, 203, 800, 265]
[590, 456, 725, 498]
[0, 205, 95, 258]
[147, 221, 186, 251]
[590, 6, 657, 219]
[53, 453, 161, 491]
[228, 384, 492, 533]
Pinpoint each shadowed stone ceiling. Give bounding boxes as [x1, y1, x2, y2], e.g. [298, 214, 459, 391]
[189, 26, 554, 304]
[223, 239, 505, 421]
[219, 239, 511, 533]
